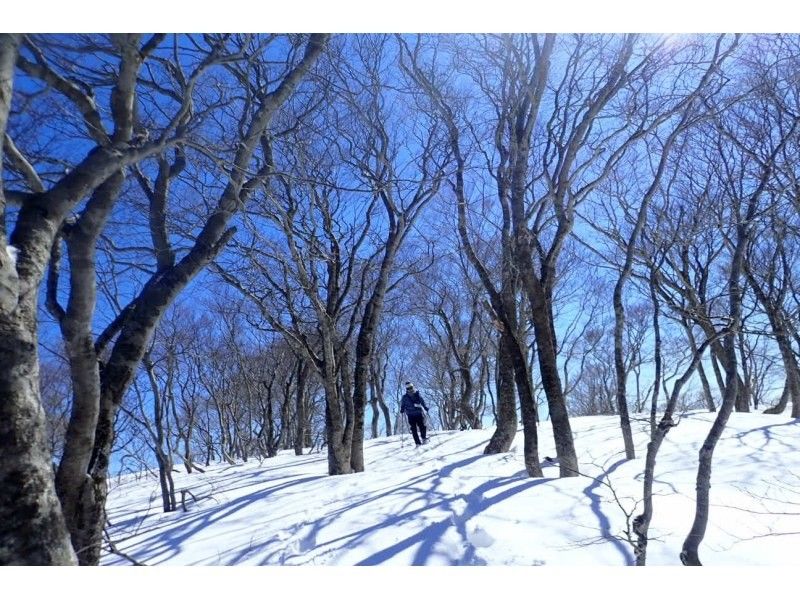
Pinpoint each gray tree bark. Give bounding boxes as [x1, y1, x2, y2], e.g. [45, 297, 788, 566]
[484, 328, 517, 453]
[294, 359, 309, 456]
[0, 33, 77, 566]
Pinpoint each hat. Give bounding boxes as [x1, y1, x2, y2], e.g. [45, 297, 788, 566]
[405, 381, 414, 389]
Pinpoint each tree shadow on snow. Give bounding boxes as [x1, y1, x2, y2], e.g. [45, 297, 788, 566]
[582, 458, 635, 565]
[112, 474, 327, 564]
[730, 418, 799, 453]
[218, 453, 550, 566]
[354, 471, 550, 565]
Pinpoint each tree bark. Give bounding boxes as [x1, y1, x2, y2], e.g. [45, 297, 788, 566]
[51, 171, 124, 556]
[0, 33, 78, 566]
[351, 225, 404, 472]
[294, 359, 308, 456]
[681, 128, 766, 563]
[764, 382, 790, 415]
[635, 325, 716, 564]
[484, 330, 518, 453]
[745, 264, 800, 417]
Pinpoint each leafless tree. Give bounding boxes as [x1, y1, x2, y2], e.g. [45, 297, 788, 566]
[1, 33, 327, 564]
[681, 35, 800, 564]
[218, 36, 443, 474]
[412, 249, 492, 430]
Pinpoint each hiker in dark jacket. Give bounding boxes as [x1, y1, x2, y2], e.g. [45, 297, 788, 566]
[400, 382, 429, 446]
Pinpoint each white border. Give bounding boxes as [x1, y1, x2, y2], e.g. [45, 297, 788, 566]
[3, 1, 800, 33]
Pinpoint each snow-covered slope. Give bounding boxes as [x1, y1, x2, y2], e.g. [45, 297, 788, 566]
[103, 412, 800, 566]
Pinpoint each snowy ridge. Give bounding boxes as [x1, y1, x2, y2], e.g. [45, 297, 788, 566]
[103, 412, 800, 566]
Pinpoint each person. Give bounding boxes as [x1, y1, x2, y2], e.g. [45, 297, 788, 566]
[400, 382, 429, 446]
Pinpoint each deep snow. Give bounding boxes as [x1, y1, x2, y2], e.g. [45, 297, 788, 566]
[102, 411, 800, 567]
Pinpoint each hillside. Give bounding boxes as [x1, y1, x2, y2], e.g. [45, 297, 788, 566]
[103, 411, 800, 566]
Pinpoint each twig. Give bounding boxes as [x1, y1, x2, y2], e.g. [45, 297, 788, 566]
[103, 528, 148, 566]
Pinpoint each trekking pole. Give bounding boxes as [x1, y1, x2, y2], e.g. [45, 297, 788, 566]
[399, 411, 405, 448]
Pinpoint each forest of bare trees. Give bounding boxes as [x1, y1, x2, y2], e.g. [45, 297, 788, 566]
[2, 33, 800, 566]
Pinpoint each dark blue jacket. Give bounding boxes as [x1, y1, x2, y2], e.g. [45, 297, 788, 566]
[401, 391, 428, 417]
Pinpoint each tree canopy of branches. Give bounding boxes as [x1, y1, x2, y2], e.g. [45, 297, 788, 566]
[4, 32, 800, 567]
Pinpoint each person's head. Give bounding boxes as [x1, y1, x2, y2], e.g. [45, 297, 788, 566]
[405, 381, 414, 393]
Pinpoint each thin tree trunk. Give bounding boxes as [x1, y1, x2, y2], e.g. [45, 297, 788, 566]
[648, 272, 663, 440]
[145, 355, 177, 512]
[746, 266, 800, 416]
[635, 331, 716, 564]
[764, 382, 790, 415]
[681, 176, 757, 565]
[735, 329, 751, 413]
[697, 360, 716, 412]
[370, 383, 380, 439]
[528, 297, 577, 476]
[294, 359, 308, 456]
[511, 335, 544, 477]
[264, 379, 277, 458]
[51, 171, 124, 556]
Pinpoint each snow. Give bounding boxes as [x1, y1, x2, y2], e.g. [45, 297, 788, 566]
[5, 244, 18, 265]
[103, 411, 800, 568]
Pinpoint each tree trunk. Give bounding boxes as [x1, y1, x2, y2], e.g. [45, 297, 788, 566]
[612, 280, 636, 460]
[649, 270, 662, 443]
[324, 390, 352, 475]
[0, 33, 77, 566]
[746, 271, 800, 417]
[528, 294, 578, 477]
[681, 197, 752, 565]
[635, 329, 714, 564]
[352, 214, 420, 470]
[697, 360, 716, 413]
[294, 359, 308, 456]
[265, 380, 277, 458]
[370, 392, 380, 439]
[510, 334, 544, 477]
[0, 321, 78, 565]
[735, 329, 752, 413]
[764, 381, 789, 415]
[696, 317, 749, 411]
[369, 358, 391, 437]
[53, 171, 124, 553]
[340, 349, 355, 465]
[484, 330, 518, 454]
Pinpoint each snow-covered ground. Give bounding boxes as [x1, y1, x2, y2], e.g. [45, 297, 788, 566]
[103, 411, 800, 566]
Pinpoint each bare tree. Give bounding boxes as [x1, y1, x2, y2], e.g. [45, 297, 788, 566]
[2, 33, 327, 564]
[745, 175, 800, 418]
[0, 32, 77, 566]
[681, 36, 800, 563]
[219, 35, 443, 474]
[400, 34, 546, 475]
[369, 334, 394, 438]
[633, 294, 722, 564]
